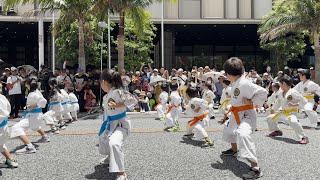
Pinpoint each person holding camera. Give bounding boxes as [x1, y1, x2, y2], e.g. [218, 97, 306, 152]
[84, 86, 97, 113]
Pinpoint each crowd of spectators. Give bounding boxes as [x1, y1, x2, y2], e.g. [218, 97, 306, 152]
[0, 61, 315, 117]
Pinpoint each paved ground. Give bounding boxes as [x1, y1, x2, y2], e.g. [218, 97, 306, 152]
[1, 111, 320, 179]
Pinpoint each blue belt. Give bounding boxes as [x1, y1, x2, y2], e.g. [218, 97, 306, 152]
[70, 102, 78, 104]
[61, 102, 71, 105]
[98, 111, 126, 136]
[47, 101, 60, 111]
[0, 118, 8, 128]
[21, 108, 43, 119]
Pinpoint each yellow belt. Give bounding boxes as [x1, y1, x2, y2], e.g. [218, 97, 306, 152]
[272, 109, 299, 120]
[219, 99, 231, 109]
[304, 95, 314, 99]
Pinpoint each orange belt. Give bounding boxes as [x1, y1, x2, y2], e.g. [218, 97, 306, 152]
[224, 104, 254, 125]
[166, 104, 180, 114]
[188, 113, 207, 128]
[154, 101, 162, 110]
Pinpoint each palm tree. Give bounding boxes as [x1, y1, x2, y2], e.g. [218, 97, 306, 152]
[93, 0, 175, 71]
[92, 0, 155, 71]
[259, 0, 320, 83]
[5, 0, 93, 72]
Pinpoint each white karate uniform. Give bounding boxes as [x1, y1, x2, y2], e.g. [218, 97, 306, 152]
[186, 98, 210, 140]
[222, 76, 268, 163]
[44, 91, 64, 124]
[99, 88, 137, 173]
[219, 86, 232, 114]
[0, 94, 11, 152]
[165, 91, 182, 128]
[266, 90, 282, 115]
[11, 89, 47, 138]
[60, 89, 72, 120]
[156, 91, 169, 119]
[202, 89, 216, 118]
[69, 92, 79, 119]
[266, 88, 307, 140]
[293, 80, 320, 124]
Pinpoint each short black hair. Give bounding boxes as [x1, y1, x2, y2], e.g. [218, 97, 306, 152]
[279, 74, 293, 87]
[161, 83, 168, 92]
[223, 57, 244, 76]
[58, 82, 65, 89]
[298, 69, 311, 80]
[272, 82, 280, 90]
[25, 77, 38, 92]
[170, 82, 178, 91]
[204, 83, 212, 91]
[67, 87, 74, 93]
[223, 79, 231, 86]
[186, 86, 198, 98]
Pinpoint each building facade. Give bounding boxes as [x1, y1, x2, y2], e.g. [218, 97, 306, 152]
[1, 1, 312, 72]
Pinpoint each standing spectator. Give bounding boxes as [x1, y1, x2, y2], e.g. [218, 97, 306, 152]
[150, 69, 161, 82]
[214, 75, 224, 104]
[159, 67, 165, 76]
[7, 67, 22, 118]
[162, 70, 170, 81]
[169, 68, 177, 81]
[120, 69, 131, 92]
[73, 68, 88, 112]
[291, 69, 300, 86]
[0, 68, 10, 96]
[204, 66, 211, 73]
[57, 69, 73, 90]
[18, 67, 28, 109]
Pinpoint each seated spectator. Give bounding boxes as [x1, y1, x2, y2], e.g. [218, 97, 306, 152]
[138, 91, 150, 113]
[141, 79, 152, 93]
[83, 86, 97, 112]
[86, 98, 99, 115]
[132, 71, 141, 91]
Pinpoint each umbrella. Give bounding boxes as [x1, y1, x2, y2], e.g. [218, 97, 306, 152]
[149, 76, 167, 86]
[202, 71, 224, 83]
[17, 65, 37, 74]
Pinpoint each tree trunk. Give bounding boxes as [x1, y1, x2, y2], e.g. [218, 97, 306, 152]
[314, 31, 320, 84]
[117, 10, 125, 72]
[78, 18, 86, 72]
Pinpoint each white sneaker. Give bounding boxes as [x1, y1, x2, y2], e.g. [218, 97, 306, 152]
[36, 136, 50, 143]
[60, 126, 66, 130]
[15, 146, 36, 155]
[4, 159, 18, 168]
[99, 156, 109, 165]
[116, 174, 128, 180]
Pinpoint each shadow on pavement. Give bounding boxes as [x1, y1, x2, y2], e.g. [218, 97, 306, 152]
[180, 137, 204, 147]
[211, 154, 250, 178]
[85, 164, 116, 180]
[9, 143, 40, 154]
[302, 126, 314, 130]
[270, 136, 299, 144]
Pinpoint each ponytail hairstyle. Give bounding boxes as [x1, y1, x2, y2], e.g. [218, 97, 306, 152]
[25, 77, 38, 92]
[101, 69, 123, 89]
[48, 78, 61, 98]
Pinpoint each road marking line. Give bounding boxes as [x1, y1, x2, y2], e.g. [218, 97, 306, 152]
[25, 127, 316, 136]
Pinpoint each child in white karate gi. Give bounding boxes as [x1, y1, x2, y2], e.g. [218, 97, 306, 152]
[184, 86, 214, 148]
[0, 94, 18, 168]
[202, 82, 216, 119]
[155, 83, 169, 121]
[294, 69, 320, 129]
[221, 57, 268, 179]
[68, 87, 79, 122]
[11, 78, 50, 155]
[58, 82, 72, 128]
[266, 75, 309, 144]
[165, 82, 182, 132]
[98, 69, 137, 180]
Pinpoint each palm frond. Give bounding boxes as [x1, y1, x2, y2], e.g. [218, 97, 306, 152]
[261, 23, 300, 43]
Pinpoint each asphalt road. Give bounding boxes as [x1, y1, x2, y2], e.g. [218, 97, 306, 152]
[1, 111, 320, 180]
